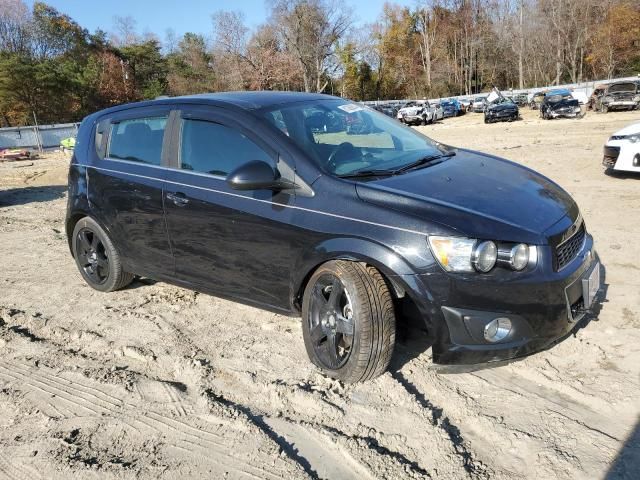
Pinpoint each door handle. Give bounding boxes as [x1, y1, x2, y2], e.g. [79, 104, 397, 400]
[166, 192, 189, 206]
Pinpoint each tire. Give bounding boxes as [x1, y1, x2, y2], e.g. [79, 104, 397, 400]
[72, 216, 135, 292]
[301, 261, 395, 383]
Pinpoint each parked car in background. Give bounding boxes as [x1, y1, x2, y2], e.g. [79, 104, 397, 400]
[441, 99, 464, 117]
[471, 96, 487, 112]
[593, 81, 640, 112]
[529, 91, 546, 110]
[540, 89, 583, 119]
[458, 97, 472, 111]
[603, 121, 640, 173]
[588, 85, 606, 110]
[484, 97, 519, 123]
[512, 93, 529, 106]
[397, 101, 433, 125]
[430, 101, 444, 121]
[66, 91, 603, 383]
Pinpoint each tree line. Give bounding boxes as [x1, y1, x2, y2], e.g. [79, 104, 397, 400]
[0, 0, 638, 126]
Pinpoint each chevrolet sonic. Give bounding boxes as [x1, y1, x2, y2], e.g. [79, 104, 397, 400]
[66, 92, 603, 382]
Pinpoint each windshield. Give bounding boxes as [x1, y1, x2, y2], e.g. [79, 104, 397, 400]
[608, 83, 637, 93]
[261, 99, 448, 177]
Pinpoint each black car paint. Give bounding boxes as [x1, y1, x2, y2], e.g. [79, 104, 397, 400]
[484, 102, 519, 123]
[541, 95, 581, 119]
[66, 92, 600, 367]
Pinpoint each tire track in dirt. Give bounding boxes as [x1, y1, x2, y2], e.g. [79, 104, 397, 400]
[391, 370, 487, 478]
[0, 361, 308, 480]
[0, 454, 42, 480]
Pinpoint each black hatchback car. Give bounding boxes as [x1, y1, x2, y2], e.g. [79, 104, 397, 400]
[66, 92, 603, 383]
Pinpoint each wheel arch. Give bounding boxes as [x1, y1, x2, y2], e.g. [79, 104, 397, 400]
[291, 237, 416, 312]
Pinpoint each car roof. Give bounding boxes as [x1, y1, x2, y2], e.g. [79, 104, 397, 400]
[546, 89, 571, 96]
[88, 91, 341, 119]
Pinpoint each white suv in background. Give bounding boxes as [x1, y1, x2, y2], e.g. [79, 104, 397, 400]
[603, 121, 640, 173]
[396, 101, 433, 125]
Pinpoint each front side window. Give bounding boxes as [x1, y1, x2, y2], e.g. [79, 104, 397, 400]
[262, 100, 448, 177]
[108, 117, 167, 165]
[180, 119, 272, 176]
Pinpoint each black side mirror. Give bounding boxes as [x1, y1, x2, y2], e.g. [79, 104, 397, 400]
[226, 160, 295, 191]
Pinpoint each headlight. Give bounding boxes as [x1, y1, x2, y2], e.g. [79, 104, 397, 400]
[509, 244, 529, 271]
[472, 241, 498, 272]
[428, 237, 475, 272]
[429, 237, 536, 273]
[428, 237, 498, 273]
[629, 134, 640, 143]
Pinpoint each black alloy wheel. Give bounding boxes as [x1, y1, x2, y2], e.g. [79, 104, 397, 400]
[307, 273, 355, 370]
[72, 217, 135, 292]
[75, 228, 109, 285]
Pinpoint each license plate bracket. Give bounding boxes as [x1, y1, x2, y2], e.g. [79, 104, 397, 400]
[582, 262, 601, 308]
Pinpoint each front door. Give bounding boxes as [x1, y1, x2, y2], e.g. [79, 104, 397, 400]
[162, 106, 297, 311]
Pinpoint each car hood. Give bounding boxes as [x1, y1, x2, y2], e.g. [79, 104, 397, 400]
[355, 149, 578, 244]
[547, 98, 579, 109]
[613, 121, 640, 137]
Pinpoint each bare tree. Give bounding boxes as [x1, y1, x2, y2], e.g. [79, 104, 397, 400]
[268, 0, 351, 92]
[415, 1, 441, 90]
[111, 15, 138, 46]
[0, 0, 31, 54]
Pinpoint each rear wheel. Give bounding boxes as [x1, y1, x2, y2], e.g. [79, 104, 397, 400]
[302, 261, 395, 383]
[72, 217, 134, 292]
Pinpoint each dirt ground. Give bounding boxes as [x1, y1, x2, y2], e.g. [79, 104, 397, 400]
[0, 108, 639, 480]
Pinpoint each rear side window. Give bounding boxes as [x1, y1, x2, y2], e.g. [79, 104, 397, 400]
[108, 117, 167, 165]
[180, 119, 272, 176]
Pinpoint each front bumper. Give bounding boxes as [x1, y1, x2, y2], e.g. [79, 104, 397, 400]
[606, 101, 638, 109]
[396, 235, 603, 367]
[548, 107, 582, 118]
[604, 141, 640, 172]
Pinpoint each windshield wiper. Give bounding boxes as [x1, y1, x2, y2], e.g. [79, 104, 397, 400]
[391, 152, 455, 174]
[338, 169, 397, 178]
[338, 152, 455, 179]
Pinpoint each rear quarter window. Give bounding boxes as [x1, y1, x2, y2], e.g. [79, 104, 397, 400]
[107, 117, 167, 165]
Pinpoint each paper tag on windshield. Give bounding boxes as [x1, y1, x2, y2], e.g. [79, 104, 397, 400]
[337, 104, 364, 113]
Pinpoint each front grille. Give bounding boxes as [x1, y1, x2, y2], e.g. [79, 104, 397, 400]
[555, 222, 586, 270]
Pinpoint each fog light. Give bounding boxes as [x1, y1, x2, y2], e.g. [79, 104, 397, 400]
[634, 154, 640, 167]
[483, 317, 512, 343]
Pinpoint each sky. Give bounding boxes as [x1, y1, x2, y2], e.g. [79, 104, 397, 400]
[25, 0, 414, 39]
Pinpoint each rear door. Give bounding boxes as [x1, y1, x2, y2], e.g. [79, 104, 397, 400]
[87, 106, 174, 278]
[162, 105, 297, 310]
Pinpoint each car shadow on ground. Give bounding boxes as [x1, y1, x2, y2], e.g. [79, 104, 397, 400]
[123, 277, 158, 290]
[606, 418, 640, 480]
[604, 169, 640, 180]
[0, 185, 67, 207]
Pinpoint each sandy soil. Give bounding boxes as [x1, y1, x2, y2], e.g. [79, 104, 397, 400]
[0, 109, 639, 480]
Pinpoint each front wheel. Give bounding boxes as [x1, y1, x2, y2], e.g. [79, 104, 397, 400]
[72, 217, 135, 292]
[302, 261, 395, 383]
